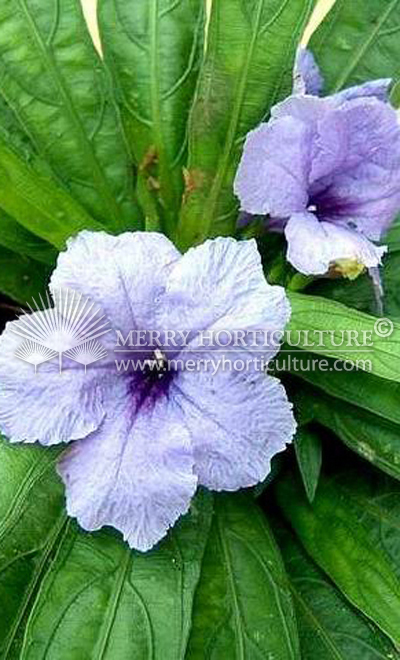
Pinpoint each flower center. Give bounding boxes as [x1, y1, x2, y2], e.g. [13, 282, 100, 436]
[128, 348, 176, 414]
[308, 186, 355, 221]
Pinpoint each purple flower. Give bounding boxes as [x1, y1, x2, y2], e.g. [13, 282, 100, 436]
[234, 53, 400, 277]
[0, 231, 295, 551]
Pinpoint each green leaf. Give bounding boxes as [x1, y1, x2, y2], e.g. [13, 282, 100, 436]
[390, 79, 400, 107]
[0, 95, 99, 248]
[310, 0, 400, 93]
[186, 492, 300, 659]
[384, 218, 400, 252]
[273, 516, 400, 659]
[282, 349, 400, 426]
[307, 251, 400, 321]
[0, 210, 56, 265]
[0, 246, 51, 304]
[382, 252, 400, 321]
[0, 0, 143, 232]
[307, 271, 376, 316]
[275, 468, 400, 647]
[287, 291, 400, 383]
[176, 0, 316, 249]
[294, 428, 322, 503]
[19, 491, 212, 660]
[99, 0, 205, 236]
[0, 440, 65, 659]
[0, 138, 102, 248]
[299, 386, 400, 482]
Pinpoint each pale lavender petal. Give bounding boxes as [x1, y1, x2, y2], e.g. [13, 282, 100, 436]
[58, 379, 197, 552]
[272, 94, 332, 124]
[312, 98, 400, 236]
[285, 212, 387, 275]
[0, 314, 107, 445]
[173, 369, 296, 490]
[51, 231, 180, 336]
[161, 238, 290, 362]
[293, 47, 324, 96]
[271, 95, 344, 183]
[332, 79, 392, 105]
[234, 119, 311, 216]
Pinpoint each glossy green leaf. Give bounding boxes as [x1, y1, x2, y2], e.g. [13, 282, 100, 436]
[176, 0, 316, 249]
[0, 246, 51, 304]
[281, 349, 400, 426]
[99, 0, 205, 236]
[0, 0, 143, 232]
[382, 252, 400, 321]
[310, 0, 400, 93]
[0, 95, 101, 248]
[390, 79, 400, 107]
[329, 465, 400, 586]
[307, 251, 400, 320]
[0, 138, 102, 248]
[275, 469, 400, 646]
[294, 428, 322, 503]
[0, 440, 65, 659]
[19, 491, 212, 660]
[186, 492, 300, 659]
[301, 386, 400, 482]
[0, 210, 56, 265]
[288, 292, 400, 383]
[0, 94, 39, 166]
[384, 219, 400, 253]
[273, 517, 400, 659]
[307, 271, 376, 316]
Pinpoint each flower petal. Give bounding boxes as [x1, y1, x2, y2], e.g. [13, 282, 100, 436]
[58, 380, 197, 552]
[271, 96, 342, 183]
[234, 118, 311, 216]
[285, 212, 387, 275]
[160, 238, 290, 362]
[0, 314, 107, 445]
[272, 94, 332, 125]
[293, 47, 324, 96]
[173, 369, 296, 490]
[51, 231, 180, 335]
[332, 79, 392, 105]
[312, 98, 400, 237]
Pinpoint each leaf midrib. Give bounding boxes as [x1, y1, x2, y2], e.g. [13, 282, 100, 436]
[216, 514, 246, 660]
[290, 583, 346, 660]
[200, 0, 310, 239]
[2, 514, 69, 659]
[201, 0, 265, 240]
[0, 454, 57, 542]
[93, 547, 132, 659]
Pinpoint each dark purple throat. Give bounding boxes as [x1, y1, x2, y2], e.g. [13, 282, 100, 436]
[309, 186, 357, 222]
[127, 350, 176, 414]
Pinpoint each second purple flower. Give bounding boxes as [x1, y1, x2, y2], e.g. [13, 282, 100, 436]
[234, 53, 400, 278]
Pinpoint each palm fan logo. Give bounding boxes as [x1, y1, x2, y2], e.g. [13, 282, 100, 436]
[65, 340, 108, 373]
[12, 288, 110, 373]
[15, 340, 57, 373]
